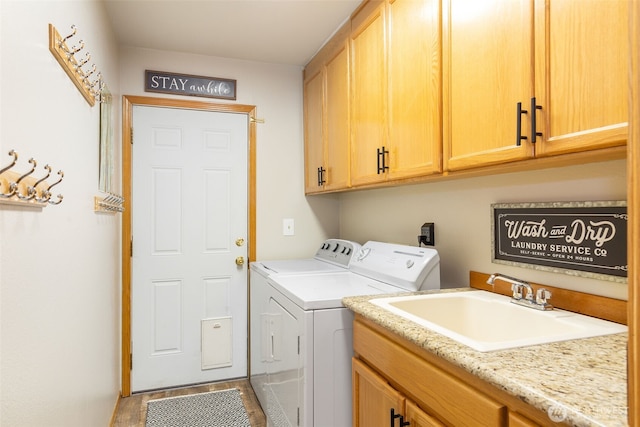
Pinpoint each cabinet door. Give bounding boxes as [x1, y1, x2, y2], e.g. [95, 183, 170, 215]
[325, 40, 351, 191]
[533, 0, 628, 156]
[353, 357, 405, 427]
[387, 0, 442, 180]
[405, 400, 446, 427]
[444, 0, 534, 171]
[351, 0, 387, 186]
[304, 68, 325, 193]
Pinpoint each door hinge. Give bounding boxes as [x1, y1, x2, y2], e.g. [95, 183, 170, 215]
[130, 238, 133, 257]
[130, 352, 133, 371]
[130, 128, 134, 144]
[297, 407, 300, 426]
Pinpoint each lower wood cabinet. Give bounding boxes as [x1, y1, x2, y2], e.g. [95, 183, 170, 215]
[353, 357, 444, 427]
[352, 316, 558, 426]
[405, 400, 445, 427]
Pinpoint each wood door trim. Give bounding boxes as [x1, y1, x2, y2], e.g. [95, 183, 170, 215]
[120, 95, 257, 397]
[628, 1, 639, 422]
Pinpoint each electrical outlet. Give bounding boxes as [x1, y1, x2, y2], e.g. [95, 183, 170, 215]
[283, 218, 295, 236]
[418, 222, 435, 246]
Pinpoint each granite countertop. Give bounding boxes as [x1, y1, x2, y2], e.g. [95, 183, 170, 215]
[343, 288, 628, 427]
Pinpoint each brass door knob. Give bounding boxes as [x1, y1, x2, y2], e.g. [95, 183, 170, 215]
[235, 256, 245, 266]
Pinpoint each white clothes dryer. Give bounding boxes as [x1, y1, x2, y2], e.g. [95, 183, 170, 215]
[249, 239, 361, 412]
[256, 241, 440, 427]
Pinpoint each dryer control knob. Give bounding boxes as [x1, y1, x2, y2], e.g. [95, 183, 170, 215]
[357, 248, 371, 261]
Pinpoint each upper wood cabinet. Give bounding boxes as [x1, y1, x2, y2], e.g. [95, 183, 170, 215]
[533, 0, 628, 157]
[350, 0, 442, 187]
[304, 0, 628, 192]
[387, 0, 442, 180]
[443, 0, 535, 171]
[324, 31, 351, 190]
[304, 67, 325, 193]
[303, 23, 351, 194]
[444, 0, 628, 172]
[350, 0, 387, 186]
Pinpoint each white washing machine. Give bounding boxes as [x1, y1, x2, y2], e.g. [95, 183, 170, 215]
[249, 239, 362, 415]
[257, 241, 441, 427]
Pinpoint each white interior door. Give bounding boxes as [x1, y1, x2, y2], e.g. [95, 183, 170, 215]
[131, 105, 248, 392]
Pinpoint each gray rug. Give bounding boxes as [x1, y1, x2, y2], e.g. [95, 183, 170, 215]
[145, 388, 251, 427]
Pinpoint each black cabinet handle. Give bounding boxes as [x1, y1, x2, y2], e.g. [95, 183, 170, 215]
[377, 146, 389, 174]
[391, 408, 401, 427]
[516, 102, 528, 146]
[317, 167, 326, 186]
[531, 97, 542, 143]
[390, 408, 410, 426]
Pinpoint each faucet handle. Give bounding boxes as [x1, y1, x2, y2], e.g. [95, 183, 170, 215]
[511, 283, 523, 300]
[536, 288, 552, 305]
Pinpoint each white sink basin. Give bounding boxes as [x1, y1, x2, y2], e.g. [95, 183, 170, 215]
[370, 290, 627, 352]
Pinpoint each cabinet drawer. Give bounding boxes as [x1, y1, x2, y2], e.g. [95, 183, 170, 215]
[354, 320, 506, 426]
[508, 411, 539, 427]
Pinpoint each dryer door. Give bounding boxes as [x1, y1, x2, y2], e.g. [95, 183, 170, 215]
[265, 296, 309, 427]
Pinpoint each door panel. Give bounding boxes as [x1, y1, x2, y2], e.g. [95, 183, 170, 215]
[325, 41, 351, 190]
[444, 0, 534, 170]
[304, 69, 325, 193]
[352, 357, 405, 427]
[131, 105, 248, 391]
[266, 297, 302, 427]
[350, 0, 387, 186]
[534, 0, 628, 156]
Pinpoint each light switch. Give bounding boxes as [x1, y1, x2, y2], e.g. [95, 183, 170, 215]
[283, 218, 295, 236]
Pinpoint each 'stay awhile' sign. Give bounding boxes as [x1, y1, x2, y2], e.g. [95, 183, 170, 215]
[492, 202, 627, 282]
[144, 70, 236, 100]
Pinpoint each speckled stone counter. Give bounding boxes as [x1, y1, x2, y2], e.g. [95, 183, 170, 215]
[343, 288, 628, 427]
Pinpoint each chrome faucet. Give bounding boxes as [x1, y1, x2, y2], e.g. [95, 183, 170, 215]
[486, 273, 553, 311]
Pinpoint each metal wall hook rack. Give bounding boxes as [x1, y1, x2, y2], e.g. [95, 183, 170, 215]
[49, 23, 105, 106]
[0, 150, 64, 209]
[94, 192, 124, 213]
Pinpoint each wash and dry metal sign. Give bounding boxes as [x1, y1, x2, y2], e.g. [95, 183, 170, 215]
[145, 70, 236, 100]
[492, 202, 627, 282]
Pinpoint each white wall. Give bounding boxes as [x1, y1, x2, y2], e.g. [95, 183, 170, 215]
[118, 47, 340, 260]
[339, 159, 627, 299]
[0, 1, 121, 425]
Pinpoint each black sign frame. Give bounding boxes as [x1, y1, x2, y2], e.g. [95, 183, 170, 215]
[144, 70, 237, 100]
[492, 201, 627, 283]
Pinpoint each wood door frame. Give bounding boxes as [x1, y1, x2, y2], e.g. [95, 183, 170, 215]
[120, 95, 257, 397]
[628, 1, 639, 423]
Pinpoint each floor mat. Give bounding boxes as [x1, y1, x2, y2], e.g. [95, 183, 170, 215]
[145, 388, 251, 427]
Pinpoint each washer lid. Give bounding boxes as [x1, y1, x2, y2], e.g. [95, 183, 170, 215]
[250, 259, 344, 276]
[268, 272, 402, 310]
